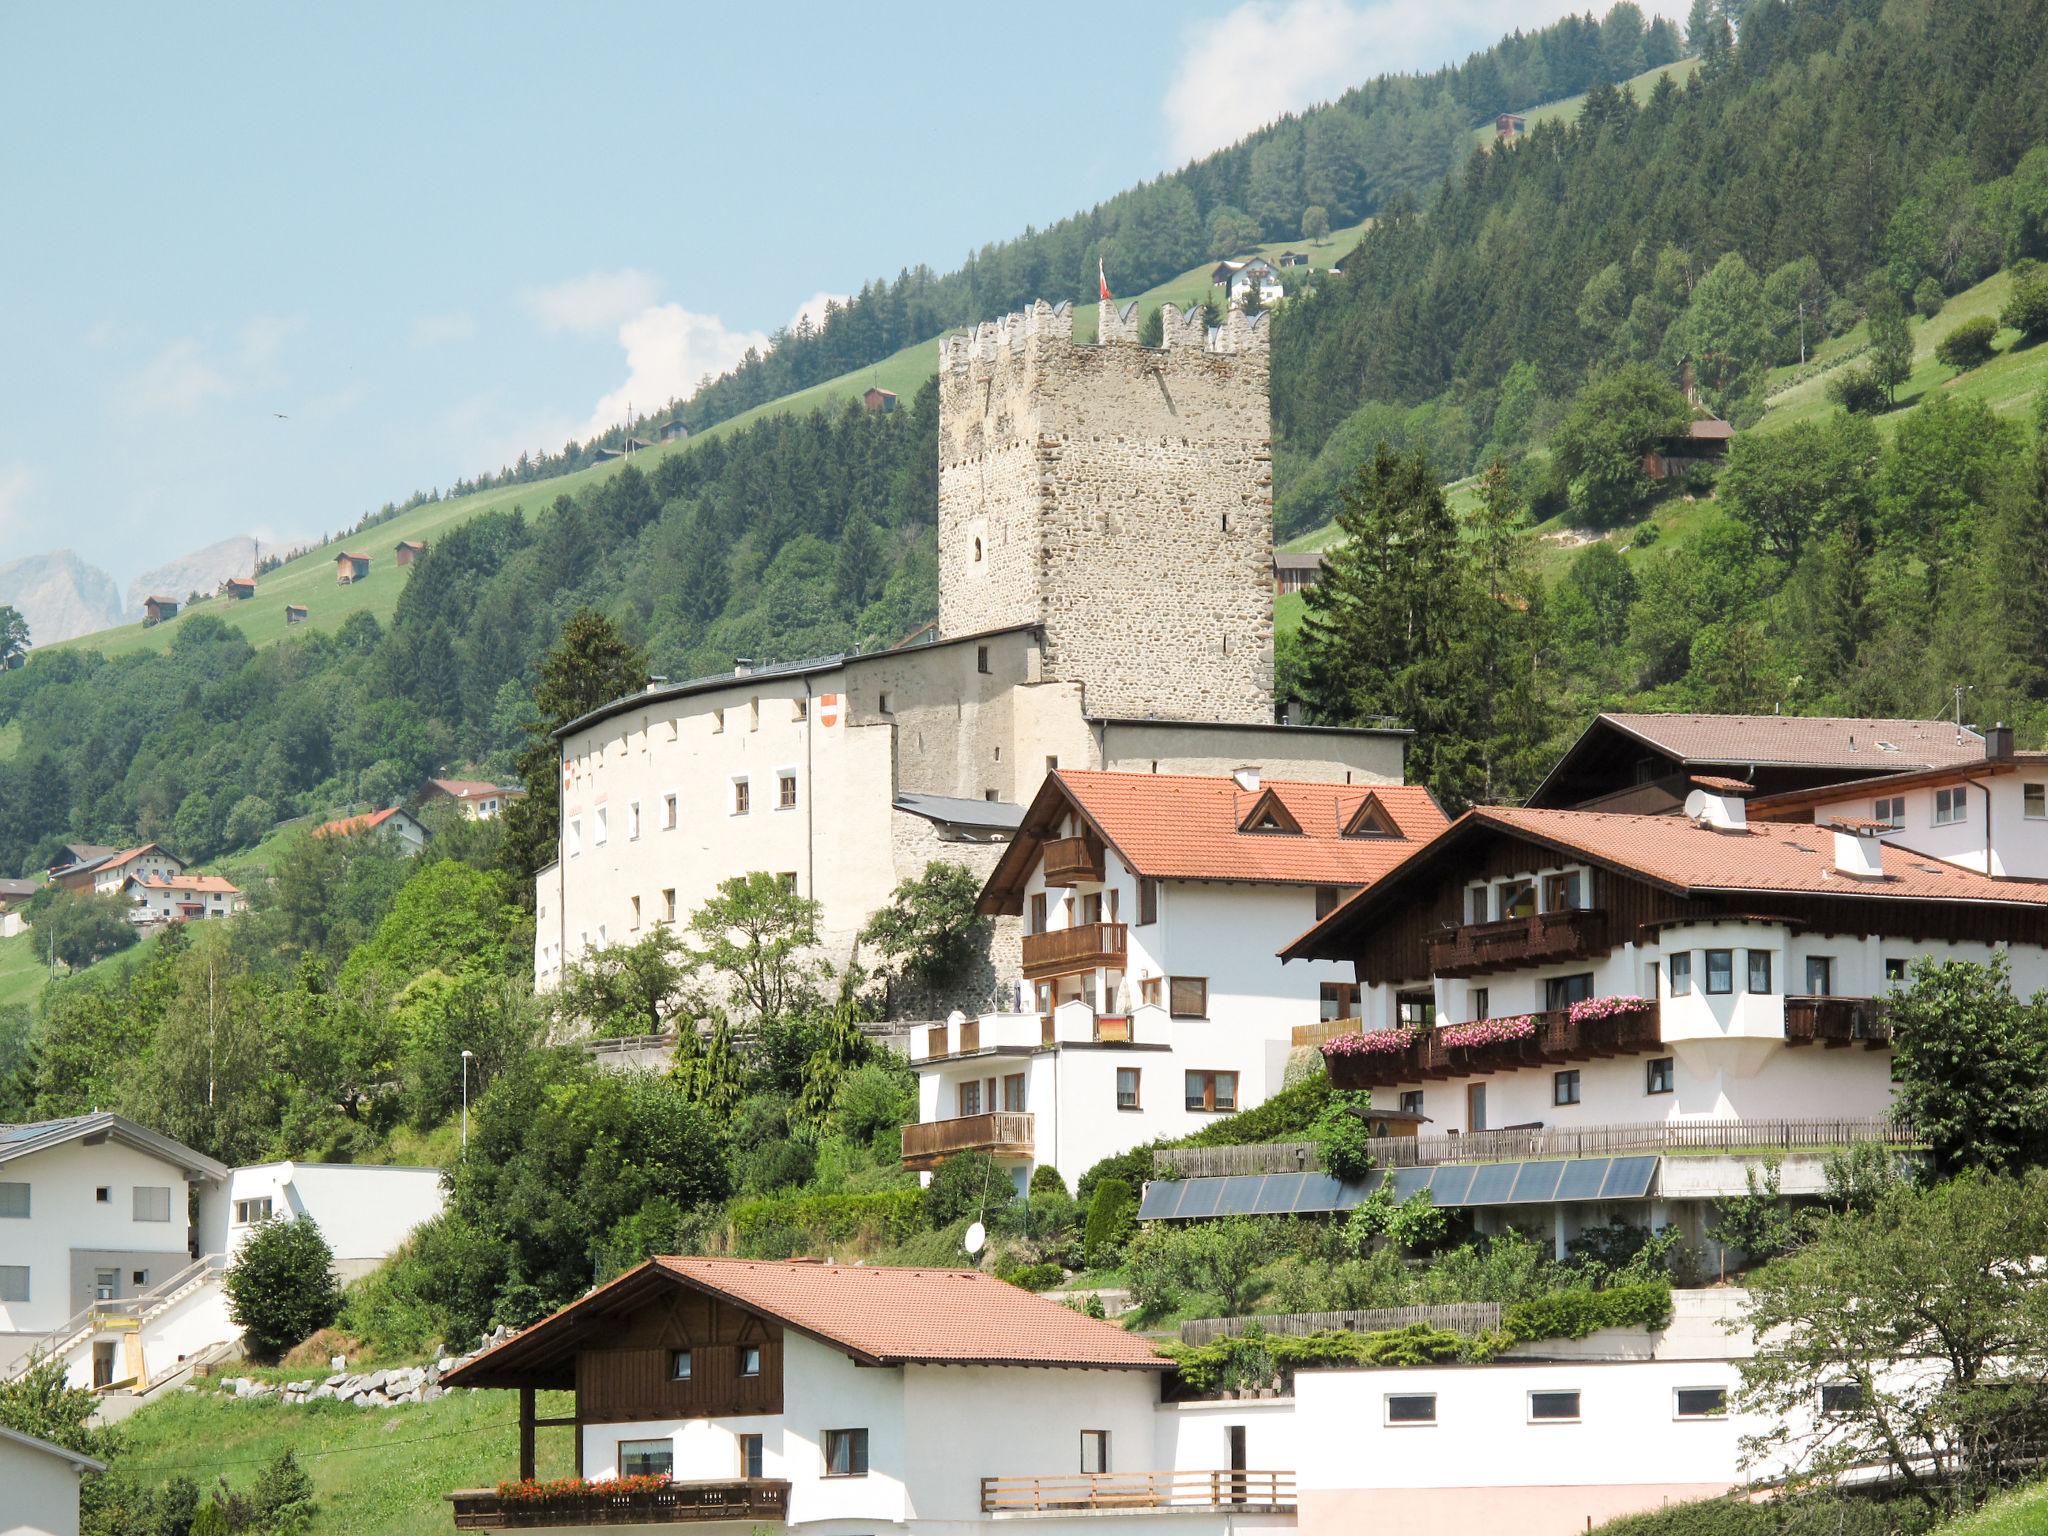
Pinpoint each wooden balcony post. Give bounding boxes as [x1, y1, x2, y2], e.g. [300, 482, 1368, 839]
[518, 1386, 536, 1482]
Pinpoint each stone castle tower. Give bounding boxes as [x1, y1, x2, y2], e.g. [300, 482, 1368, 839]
[936, 296, 1275, 723]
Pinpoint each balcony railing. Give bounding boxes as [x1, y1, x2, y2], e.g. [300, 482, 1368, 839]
[449, 1480, 791, 1529]
[1021, 921, 1127, 980]
[901, 1110, 1034, 1169]
[1784, 995, 1892, 1048]
[1428, 907, 1609, 978]
[1291, 1018, 1358, 1048]
[1323, 1003, 1660, 1090]
[980, 1470, 1294, 1514]
[1041, 836, 1105, 886]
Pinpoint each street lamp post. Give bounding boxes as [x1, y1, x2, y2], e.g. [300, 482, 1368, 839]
[460, 1049, 475, 1152]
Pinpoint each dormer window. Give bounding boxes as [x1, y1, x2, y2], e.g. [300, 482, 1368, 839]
[1342, 793, 1400, 839]
[1238, 788, 1302, 835]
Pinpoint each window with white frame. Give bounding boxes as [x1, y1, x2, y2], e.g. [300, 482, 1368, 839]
[234, 1197, 273, 1225]
[661, 888, 677, 923]
[1669, 951, 1692, 994]
[619, 1439, 674, 1478]
[594, 807, 608, 845]
[663, 793, 678, 829]
[1674, 1387, 1727, 1419]
[1466, 886, 1489, 923]
[133, 1187, 171, 1222]
[1528, 1389, 1581, 1422]
[2027, 784, 2047, 820]
[732, 778, 751, 815]
[1874, 796, 1905, 828]
[1385, 1392, 1437, 1425]
[1935, 786, 1968, 825]
[567, 818, 582, 857]
[778, 772, 798, 810]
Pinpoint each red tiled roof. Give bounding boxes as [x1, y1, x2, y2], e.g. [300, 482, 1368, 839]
[1599, 713, 1985, 771]
[313, 807, 405, 838]
[1689, 775, 1755, 795]
[427, 777, 516, 800]
[983, 771, 1447, 912]
[130, 874, 240, 895]
[98, 843, 175, 871]
[337, 551, 370, 561]
[443, 1259, 1169, 1390]
[1474, 806, 2048, 907]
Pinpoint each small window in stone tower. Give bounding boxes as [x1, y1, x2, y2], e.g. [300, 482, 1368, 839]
[1222, 514, 1230, 532]
[974, 537, 983, 562]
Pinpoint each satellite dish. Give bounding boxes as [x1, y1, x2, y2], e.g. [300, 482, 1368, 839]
[1681, 789, 1711, 821]
[963, 1220, 987, 1257]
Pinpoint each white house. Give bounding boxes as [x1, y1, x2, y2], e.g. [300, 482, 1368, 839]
[0, 1113, 229, 1389]
[904, 770, 1447, 1189]
[198, 1161, 445, 1281]
[87, 843, 185, 897]
[441, 1256, 1291, 1534]
[0, 1424, 106, 1536]
[314, 806, 428, 851]
[1210, 258, 1284, 304]
[418, 777, 526, 821]
[1283, 786, 2048, 1142]
[122, 873, 244, 924]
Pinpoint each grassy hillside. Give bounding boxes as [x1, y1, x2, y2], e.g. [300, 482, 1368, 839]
[113, 1382, 574, 1536]
[0, 928, 48, 1010]
[1931, 1481, 2048, 1536]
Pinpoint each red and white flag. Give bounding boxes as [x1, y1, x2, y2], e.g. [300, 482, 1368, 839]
[1098, 258, 1112, 303]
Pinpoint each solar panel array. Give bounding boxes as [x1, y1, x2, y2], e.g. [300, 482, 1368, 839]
[1134, 1155, 1658, 1220]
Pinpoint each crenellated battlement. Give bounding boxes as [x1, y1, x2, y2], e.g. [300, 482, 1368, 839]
[939, 293, 1268, 379]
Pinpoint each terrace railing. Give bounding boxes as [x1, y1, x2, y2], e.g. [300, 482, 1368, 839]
[980, 1470, 1294, 1514]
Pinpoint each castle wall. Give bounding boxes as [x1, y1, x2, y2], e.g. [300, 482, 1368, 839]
[938, 299, 1275, 724]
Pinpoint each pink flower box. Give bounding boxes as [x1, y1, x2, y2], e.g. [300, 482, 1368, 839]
[1439, 1015, 1538, 1049]
[1321, 1026, 1420, 1060]
[1568, 994, 1651, 1024]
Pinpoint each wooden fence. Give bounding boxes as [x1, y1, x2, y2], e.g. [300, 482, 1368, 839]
[1151, 1118, 1917, 1178]
[980, 1470, 1294, 1513]
[1180, 1303, 1503, 1345]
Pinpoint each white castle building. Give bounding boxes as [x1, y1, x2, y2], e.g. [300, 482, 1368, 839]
[538, 298, 1407, 989]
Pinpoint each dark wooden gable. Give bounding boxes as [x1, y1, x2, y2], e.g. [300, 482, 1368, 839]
[576, 1285, 786, 1424]
[1342, 793, 1400, 838]
[1238, 787, 1302, 835]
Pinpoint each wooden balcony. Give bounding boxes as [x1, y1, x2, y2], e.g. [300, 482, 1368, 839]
[1428, 908, 1610, 978]
[449, 1480, 790, 1528]
[1784, 995, 1892, 1048]
[1021, 921, 1126, 980]
[1094, 1014, 1132, 1043]
[901, 1111, 1034, 1170]
[1291, 1018, 1358, 1048]
[1041, 835, 1105, 886]
[981, 1470, 1294, 1514]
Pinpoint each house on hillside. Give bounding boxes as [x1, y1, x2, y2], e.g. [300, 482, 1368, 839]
[284, 604, 308, 626]
[439, 1257, 1285, 1534]
[221, 577, 255, 600]
[416, 776, 525, 821]
[88, 844, 185, 898]
[1643, 418, 1733, 479]
[1211, 257, 1283, 304]
[904, 768, 1447, 1188]
[659, 418, 689, 443]
[201, 1162, 443, 1282]
[0, 877, 37, 939]
[0, 1113, 230, 1390]
[334, 551, 371, 584]
[1273, 552, 1325, 596]
[312, 806, 427, 851]
[121, 873, 244, 924]
[1496, 111, 1527, 140]
[1277, 250, 1312, 269]
[47, 844, 115, 893]
[141, 596, 178, 624]
[0, 1424, 106, 1536]
[1528, 712, 1990, 814]
[862, 386, 897, 414]
[394, 539, 427, 567]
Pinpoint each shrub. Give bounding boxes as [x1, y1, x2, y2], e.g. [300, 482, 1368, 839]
[996, 1260, 1064, 1291]
[1076, 1075, 1336, 1203]
[1028, 1165, 1069, 1198]
[1345, 1185, 1448, 1253]
[1913, 277, 1945, 318]
[1163, 1323, 1477, 1394]
[1827, 364, 1889, 413]
[224, 1216, 342, 1360]
[2000, 268, 2048, 340]
[831, 1061, 916, 1148]
[1307, 1092, 1375, 1181]
[1082, 1178, 1137, 1268]
[252, 1447, 317, 1534]
[1503, 1279, 1672, 1342]
[1936, 315, 1999, 370]
[728, 1188, 926, 1257]
[1589, 1492, 1935, 1536]
[925, 1152, 1014, 1228]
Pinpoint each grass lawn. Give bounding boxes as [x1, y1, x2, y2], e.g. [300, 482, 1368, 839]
[1933, 1480, 2048, 1536]
[0, 928, 50, 1010]
[113, 1383, 575, 1536]
[1468, 57, 1701, 149]
[213, 815, 319, 886]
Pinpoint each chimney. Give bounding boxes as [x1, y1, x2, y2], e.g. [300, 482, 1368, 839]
[645, 676, 668, 694]
[1683, 779, 1750, 831]
[1233, 765, 1262, 792]
[733, 657, 754, 677]
[1829, 819, 1888, 879]
[1986, 722, 2015, 760]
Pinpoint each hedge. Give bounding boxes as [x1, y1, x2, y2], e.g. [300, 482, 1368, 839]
[1591, 1492, 1935, 1536]
[1162, 1323, 1483, 1393]
[729, 1188, 927, 1257]
[1075, 1075, 1334, 1203]
[1503, 1280, 1672, 1342]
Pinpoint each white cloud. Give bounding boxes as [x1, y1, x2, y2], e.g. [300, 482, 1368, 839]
[1163, 0, 1682, 162]
[410, 311, 476, 348]
[581, 303, 769, 438]
[522, 268, 662, 336]
[116, 313, 303, 416]
[790, 291, 850, 333]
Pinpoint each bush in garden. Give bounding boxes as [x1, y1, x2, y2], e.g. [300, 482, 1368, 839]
[224, 1216, 342, 1360]
[1935, 315, 1998, 370]
[1082, 1178, 1136, 1268]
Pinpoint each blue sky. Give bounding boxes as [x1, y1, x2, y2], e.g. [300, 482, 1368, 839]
[0, 0, 1646, 581]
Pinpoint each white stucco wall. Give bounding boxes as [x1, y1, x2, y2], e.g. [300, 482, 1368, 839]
[196, 1163, 445, 1274]
[1802, 772, 2048, 878]
[0, 1433, 89, 1536]
[0, 1141, 201, 1335]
